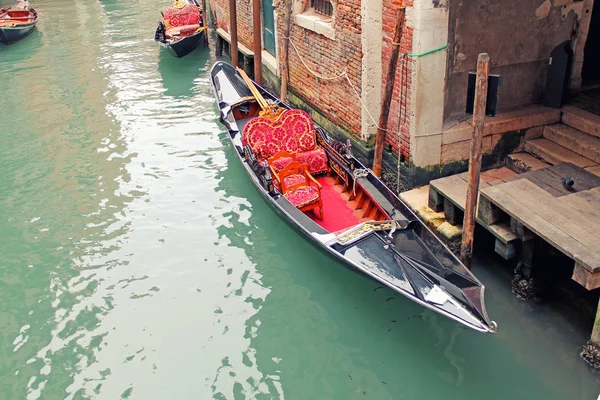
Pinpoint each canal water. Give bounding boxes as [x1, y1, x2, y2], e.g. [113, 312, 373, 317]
[1, 0, 599, 399]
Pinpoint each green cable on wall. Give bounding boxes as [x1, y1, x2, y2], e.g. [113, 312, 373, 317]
[405, 44, 449, 58]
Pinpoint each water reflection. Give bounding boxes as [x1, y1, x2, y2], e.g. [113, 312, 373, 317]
[0, 29, 42, 64]
[158, 44, 210, 98]
[1, 0, 600, 399]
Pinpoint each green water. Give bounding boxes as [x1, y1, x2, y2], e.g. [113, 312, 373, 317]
[0, 1, 599, 398]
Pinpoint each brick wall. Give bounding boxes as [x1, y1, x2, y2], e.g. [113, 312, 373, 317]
[211, 0, 415, 161]
[381, 0, 413, 161]
[214, 0, 255, 50]
[274, 0, 363, 136]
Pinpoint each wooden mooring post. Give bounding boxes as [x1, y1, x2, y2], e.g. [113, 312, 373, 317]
[252, 0, 262, 84]
[229, 0, 239, 67]
[280, 0, 292, 101]
[581, 298, 600, 368]
[373, 7, 405, 178]
[460, 53, 489, 269]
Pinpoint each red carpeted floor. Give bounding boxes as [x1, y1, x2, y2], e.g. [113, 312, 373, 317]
[308, 176, 361, 233]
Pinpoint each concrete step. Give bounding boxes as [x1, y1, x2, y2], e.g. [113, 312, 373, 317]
[562, 105, 600, 138]
[543, 123, 600, 163]
[524, 138, 597, 168]
[506, 152, 550, 173]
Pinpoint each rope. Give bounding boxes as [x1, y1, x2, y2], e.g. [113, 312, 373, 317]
[284, 36, 396, 135]
[283, 36, 448, 190]
[286, 37, 347, 81]
[352, 168, 370, 197]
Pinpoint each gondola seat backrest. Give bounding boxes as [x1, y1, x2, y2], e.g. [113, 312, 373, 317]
[242, 109, 328, 175]
[7, 9, 31, 18]
[163, 4, 200, 30]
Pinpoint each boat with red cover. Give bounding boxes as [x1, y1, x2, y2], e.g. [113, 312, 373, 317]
[210, 61, 497, 333]
[154, 0, 206, 58]
[0, 1, 38, 45]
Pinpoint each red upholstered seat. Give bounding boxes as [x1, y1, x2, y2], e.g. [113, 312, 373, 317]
[285, 186, 320, 209]
[163, 4, 200, 29]
[297, 149, 328, 174]
[242, 109, 329, 175]
[166, 24, 200, 38]
[271, 155, 293, 173]
[274, 173, 308, 191]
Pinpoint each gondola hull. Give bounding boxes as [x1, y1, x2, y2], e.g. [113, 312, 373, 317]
[210, 61, 497, 334]
[0, 6, 37, 44]
[155, 27, 205, 58]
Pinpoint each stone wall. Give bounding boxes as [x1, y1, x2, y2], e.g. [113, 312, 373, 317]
[444, 0, 581, 121]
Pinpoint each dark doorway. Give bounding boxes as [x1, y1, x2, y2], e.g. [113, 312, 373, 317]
[582, 0, 600, 85]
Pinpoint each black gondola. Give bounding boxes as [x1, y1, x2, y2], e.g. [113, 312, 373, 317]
[0, 1, 38, 45]
[210, 61, 498, 334]
[155, 0, 206, 58]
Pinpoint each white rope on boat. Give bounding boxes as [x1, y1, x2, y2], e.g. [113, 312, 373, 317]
[352, 168, 370, 197]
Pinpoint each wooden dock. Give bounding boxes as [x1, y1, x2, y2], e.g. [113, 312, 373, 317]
[429, 162, 600, 290]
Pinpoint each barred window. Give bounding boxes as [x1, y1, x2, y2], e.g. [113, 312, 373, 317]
[311, 0, 333, 17]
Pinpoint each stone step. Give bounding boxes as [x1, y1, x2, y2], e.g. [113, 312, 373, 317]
[506, 152, 550, 173]
[543, 123, 600, 163]
[562, 105, 600, 138]
[524, 138, 597, 168]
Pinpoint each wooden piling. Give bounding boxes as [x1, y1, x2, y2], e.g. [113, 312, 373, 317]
[280, 0, 292, 101]
[201, 0, 209, 46]
[229, 0, 239, 67]
[460, 53, 490, 269]
[252, 0, 262, 84]
[373, 7, 405, 178]
[592, 298, 600, 347]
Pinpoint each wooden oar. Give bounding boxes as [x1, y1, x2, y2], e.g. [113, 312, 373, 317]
[236, 67, 269, 110]
[236, 67, 286, 120]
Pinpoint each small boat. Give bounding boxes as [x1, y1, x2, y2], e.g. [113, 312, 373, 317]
[209, 61, 498, 334]
[155, 0, 206, 58]
[0, 1, 38, 45]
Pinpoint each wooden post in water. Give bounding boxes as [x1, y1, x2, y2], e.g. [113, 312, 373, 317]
[201, 0, 209, 46]
[460, 53, 489, 270]
[252, 0, 262, 84]
[280, 0, 292, 101]
[373, 7, 405, 178]
[591, 299, 600, 347]
[229, 0, 239, 67]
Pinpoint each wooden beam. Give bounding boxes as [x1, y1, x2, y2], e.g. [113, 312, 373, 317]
[280, 0, 292, 101]
[591, 296, 600, 346]
[252, 0, 262, 84]
[373, 7, 405, 178]
[229, 0, 239, 67]
[460, 53, 489, 269]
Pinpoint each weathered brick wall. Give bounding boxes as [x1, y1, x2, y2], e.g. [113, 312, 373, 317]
[381, 0, 413, 161]
[210, 0, 416, 161]
[274, 0, 363, 136]
[214, 0, 255, 50]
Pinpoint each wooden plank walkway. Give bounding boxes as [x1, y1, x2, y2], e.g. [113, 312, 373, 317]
[429, 168, 518, 259]
[480, 179, 600, 289]
[429, 163, 600, 285]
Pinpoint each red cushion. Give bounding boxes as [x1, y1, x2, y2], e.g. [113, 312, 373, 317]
[297, 148, 328, 174]
[243, 109, 318, 161]
[166, 24, 200, 37]
[271, 156, 293, 173]
[274, 173, 307, 191]
[285, 186, 320, 208]
[164, 5, 200, 27]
